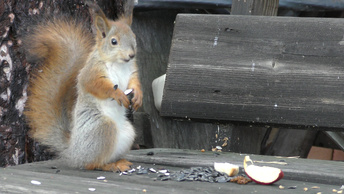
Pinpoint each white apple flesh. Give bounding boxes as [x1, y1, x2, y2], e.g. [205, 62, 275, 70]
[214, 162, 239, 177]
[244, 156, 284, 185]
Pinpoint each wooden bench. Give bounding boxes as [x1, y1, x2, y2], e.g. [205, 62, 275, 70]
[157, 14, 344, 151]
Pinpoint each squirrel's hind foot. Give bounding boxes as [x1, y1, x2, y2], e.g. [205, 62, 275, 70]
[85, 159, 133, 172]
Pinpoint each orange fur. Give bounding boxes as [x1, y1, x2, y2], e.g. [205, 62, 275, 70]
[25, 19, 94, 152]
[85, 159, 132, 172]
[128, 71, 143, 110]
[79, 63, 130, 108]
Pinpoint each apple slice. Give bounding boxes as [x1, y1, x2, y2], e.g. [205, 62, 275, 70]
[214, 162, 239, 177]
[243, 156, 284, 185]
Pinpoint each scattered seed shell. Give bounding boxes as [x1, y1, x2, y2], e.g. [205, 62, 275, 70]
[136, 168, 148, 174]
[88, 188, 96, 192]
[201, 149, 205, 152]
[142, 189, 147, 193]
[161, 176, 171, 181]
[158, 170, 168, 174]
[304, 187, 308, 191]
[31, 180, 41, 185]
[279, 185, 285, 189]
[149, 168, 157, 173]
[97, 176, 106, 180]
[216, 146, 222, 150]
[333, 189, 338, 193]
[128, 168, 136, 173]
[288, 186, 297, 189]
[312, 186, 320, 189]
[337, 190, 343, 194]
[124, 89, 133, 95]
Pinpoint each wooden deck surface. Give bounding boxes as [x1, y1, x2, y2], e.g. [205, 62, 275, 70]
[1, 149, 343, 193]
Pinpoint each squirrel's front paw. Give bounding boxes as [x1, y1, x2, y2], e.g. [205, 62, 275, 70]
[112, 89, 130, 108]
[131, 87, 143, 110]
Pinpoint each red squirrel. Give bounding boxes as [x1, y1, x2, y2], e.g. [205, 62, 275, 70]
[24, 0, 142, 172]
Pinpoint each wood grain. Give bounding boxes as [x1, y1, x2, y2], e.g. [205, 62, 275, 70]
[2, 148, 343, 193]
[132, 10, 268, 153]
[125, 148, 344, 185]
[161, 14, 344, 129]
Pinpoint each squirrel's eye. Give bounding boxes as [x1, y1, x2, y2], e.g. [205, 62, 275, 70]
[111, 38, 118, 45]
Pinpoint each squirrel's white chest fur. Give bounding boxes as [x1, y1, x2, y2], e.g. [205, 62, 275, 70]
[100, 61, 135, 116]
[99, 61, 136, 160]
[106, 61, 134, 92]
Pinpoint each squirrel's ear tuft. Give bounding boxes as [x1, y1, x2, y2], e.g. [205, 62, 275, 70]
[87, 1, 110, 38]
[87, 1, 107, 19]
[121, 0, 135, 26]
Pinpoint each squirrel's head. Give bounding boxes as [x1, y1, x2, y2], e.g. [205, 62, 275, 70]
[95, 17, 137, 64]
[87, 0, 137, 64]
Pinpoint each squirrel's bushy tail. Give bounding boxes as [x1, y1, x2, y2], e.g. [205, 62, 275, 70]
[24, 18, 94, 153]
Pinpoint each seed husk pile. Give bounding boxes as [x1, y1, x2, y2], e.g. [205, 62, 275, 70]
[159, 167, 233, 183]
[124, 166, 250, 184]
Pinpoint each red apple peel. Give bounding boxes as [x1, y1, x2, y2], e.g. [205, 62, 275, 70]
[243, 156, 284, 185]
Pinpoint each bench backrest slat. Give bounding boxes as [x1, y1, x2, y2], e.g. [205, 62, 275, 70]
[161, 14, 344, 129]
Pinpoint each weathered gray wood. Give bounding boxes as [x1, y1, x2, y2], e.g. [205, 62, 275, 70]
[136, 0, 231, 9]
[1, 148, 343, 193]
[132, 10, 268, 153]
[161, 14, 344, 129]
[314, 131, 342, 149]
[231, 0, 320, 158]
[134, 0, 344, 11]
[230, 125, 267, 154]
[279, 0, 344, 11]
[1, 161, 338, 194]
[262, 129, 318, 157]
[125, 148, 344, 185]
[132, 112, 153, 148]
[324, 131, 344, 150]
[231, 0, 279, 16]
[230, 0, 286, 157]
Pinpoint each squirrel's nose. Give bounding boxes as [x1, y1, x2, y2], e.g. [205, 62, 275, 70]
[129, 53, 135, 59]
